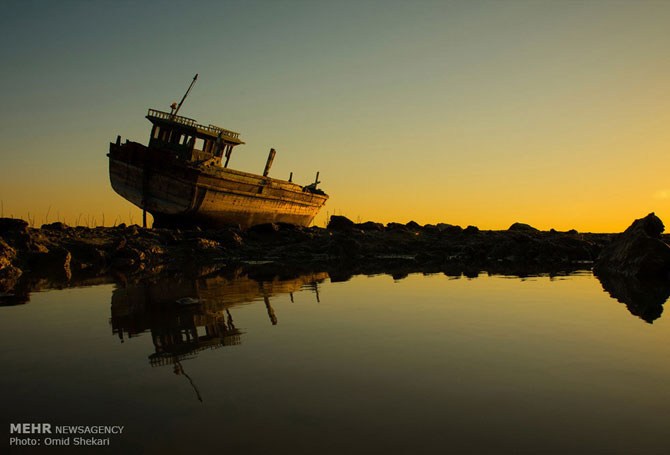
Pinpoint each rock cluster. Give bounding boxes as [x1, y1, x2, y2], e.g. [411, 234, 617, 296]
[0, 215, 616, 298]
[591, 213, 670, 323]
[593, 213, 670, 279]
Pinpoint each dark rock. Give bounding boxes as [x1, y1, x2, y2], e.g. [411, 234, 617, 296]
[568, 229, 578, 235]
[112, 257, 137, 269]
[464, 225, 479, 234]
[160, 231, 181, 245]
[436, 223, 462, 234]
[41, 222, 69, 231]
[247, 223, 280, 234]
[594, 213, 670, 279]
[275, 222, 301, 231]
[327, 235, 362, 257]
[358, 221, 384, 231]
[328, 216, 355, 231]
[113, 246, 146, 267]
[328, 271, 355, 283]
[29, 240, 49, 254]
[113, 237, 128, 251]
[213, 230, 244, 247]
[0, 218, 29, 234]
[31, 247, 72, 280]
[0, 238, 17, 265]
[386, 222, 409, 231]
[406, 221, 422, 230]
[0, 238, 22, 291]
[192, 238, 221, 251]
[509, 222, 539, 232]
[629, 213, 665, 237]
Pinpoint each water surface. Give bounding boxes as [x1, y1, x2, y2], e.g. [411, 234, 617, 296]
[1, 271, 669, 454]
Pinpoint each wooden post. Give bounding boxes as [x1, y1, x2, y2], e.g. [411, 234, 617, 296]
[224, 145, 232, 168]
[289, 172, 293, 182]
[263, 148, 276, 177]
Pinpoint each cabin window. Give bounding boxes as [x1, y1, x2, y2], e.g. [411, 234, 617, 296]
[160, 129, 170, 142]
[152, 126, 160, 139]
[181, 135, 191, 145]
[194, 137, 205, 151]
[170, 132, 181, 144]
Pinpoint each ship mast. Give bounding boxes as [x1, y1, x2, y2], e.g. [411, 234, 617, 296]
[170, 74, 198, 117]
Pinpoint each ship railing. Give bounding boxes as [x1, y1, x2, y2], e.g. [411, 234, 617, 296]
[206, 123, 240, 140]
[147, 109, 240, 139]
[147, 108, 197, 126]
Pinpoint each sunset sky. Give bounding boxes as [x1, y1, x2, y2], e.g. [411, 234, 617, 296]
[1, 0, 668, 232]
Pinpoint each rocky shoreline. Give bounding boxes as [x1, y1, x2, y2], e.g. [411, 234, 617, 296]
[0, 215, 613, 294]
[3, 213, 670, 322]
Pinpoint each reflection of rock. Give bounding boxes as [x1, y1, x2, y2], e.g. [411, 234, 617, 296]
[596, 273, 670, 323]
[594, 213, 670, 279]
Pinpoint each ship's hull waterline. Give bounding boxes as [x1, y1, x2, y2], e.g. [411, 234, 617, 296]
[109, 141, 328, 229]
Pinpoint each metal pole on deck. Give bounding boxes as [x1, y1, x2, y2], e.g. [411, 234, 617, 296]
[172, 74, 198, 118]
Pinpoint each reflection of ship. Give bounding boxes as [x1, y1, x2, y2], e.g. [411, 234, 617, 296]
[111, 271, 329, 366]
[110, 270, 327, 402]
[108, 75, 328, 229]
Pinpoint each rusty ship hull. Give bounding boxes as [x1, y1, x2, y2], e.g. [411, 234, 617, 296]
[109, 140, 328, 229]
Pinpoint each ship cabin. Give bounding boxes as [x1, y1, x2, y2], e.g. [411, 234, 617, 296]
[146, 108, 245, 167]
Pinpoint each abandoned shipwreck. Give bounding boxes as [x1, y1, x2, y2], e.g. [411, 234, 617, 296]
[108, 75, 328, 229]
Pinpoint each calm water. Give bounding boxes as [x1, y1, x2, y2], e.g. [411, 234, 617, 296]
[1, 270, 670, 454]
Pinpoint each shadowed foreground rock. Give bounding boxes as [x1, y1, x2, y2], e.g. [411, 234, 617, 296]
[594, 213, 670, 279]
[592, 213, 670, 323]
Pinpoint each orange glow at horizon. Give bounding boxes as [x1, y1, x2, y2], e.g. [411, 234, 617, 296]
[1, 2, 669, 233]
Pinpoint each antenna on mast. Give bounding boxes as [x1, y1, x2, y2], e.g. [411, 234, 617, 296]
[170, 74, 198, 117]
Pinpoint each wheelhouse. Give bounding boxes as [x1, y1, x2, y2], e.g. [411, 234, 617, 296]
[146, 109, 245, 167]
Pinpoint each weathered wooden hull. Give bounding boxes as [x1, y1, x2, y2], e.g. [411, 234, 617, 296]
[109, 141, 328, 228]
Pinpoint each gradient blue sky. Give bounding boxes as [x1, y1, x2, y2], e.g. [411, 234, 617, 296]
[1, 0, 669, 231]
